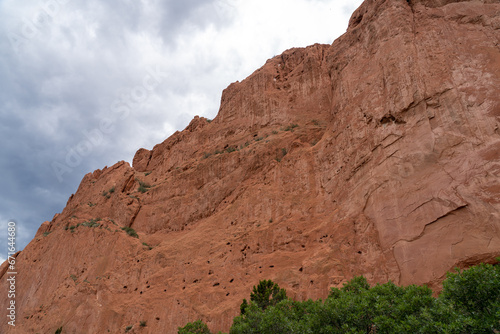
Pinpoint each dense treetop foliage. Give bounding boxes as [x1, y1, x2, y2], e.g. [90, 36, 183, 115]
[178, 261, 500, 334]
[178, 320, 212, 334]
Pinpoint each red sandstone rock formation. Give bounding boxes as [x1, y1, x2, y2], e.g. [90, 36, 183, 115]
[2, 0, 500, 332]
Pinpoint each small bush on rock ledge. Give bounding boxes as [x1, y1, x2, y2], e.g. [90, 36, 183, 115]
[121, 226, 138, 238]
[137, 180, 151, 193]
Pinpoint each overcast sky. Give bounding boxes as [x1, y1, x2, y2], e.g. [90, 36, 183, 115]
[0, 0, 363, 263]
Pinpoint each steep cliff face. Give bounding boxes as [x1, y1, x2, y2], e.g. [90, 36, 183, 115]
[2, 0, 500, 333]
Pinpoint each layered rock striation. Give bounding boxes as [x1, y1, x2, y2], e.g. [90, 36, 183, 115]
[2, 0, 500, 332]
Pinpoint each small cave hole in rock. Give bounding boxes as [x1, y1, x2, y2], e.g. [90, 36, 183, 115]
[351, 14, 363, 28]
[381, 115, 394, 124]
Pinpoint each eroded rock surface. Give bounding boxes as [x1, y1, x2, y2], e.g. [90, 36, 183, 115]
[2, 0, 500, 333]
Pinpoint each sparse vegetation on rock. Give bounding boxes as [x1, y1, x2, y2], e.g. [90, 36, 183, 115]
[282, 124, 298, 132]
[121, 226, 139, 238]
[137, 180, 151, 193]
[81, 218, 101, 228]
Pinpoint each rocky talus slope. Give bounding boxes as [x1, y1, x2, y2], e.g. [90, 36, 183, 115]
[2, 0, 500, 333]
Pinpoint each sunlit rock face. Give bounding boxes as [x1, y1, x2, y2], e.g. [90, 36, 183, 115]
[2, 0, 500, 332]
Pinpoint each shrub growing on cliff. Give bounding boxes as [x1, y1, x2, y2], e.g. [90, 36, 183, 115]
[283, 124, 298, 132]
[121, 226, 138, 238]
[137, 180, 151, 193]
[225, 146, 237, 153]
[82, 218, 101, 228]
